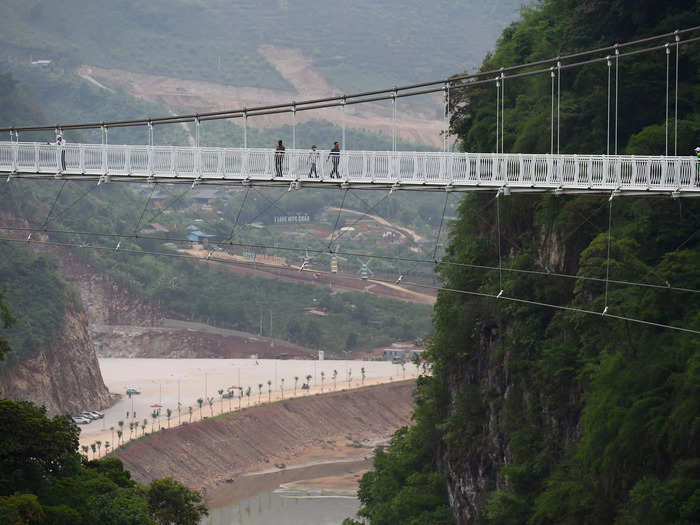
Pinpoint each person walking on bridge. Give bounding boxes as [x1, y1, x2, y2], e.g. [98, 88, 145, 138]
[54, 133, 66, 173]
[308, 145, 319, 178]
[327, 141, 340, 179]
[275, 140, 285, 177]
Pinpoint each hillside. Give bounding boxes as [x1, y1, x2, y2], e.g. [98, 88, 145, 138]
[1, 0, 523, 92]
[351, 2, 700, 524]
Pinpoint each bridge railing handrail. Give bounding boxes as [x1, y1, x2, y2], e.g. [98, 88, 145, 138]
[0, 141, 697, 192]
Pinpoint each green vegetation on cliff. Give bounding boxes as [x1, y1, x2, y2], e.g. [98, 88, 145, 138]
[352, 1, 700, 524]
[0, 398, 207, 524]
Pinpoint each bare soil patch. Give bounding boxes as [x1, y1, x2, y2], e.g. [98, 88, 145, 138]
[113, 381, 415, 492]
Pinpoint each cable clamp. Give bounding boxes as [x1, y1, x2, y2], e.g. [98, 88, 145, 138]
[114, 240, 121, 252]
[341, 181, 350, 189]
[206, 250, 213, 260]
[389, 182, 400, 195]
[191, 177, 201, 189]
[26, 233, 32, 242]
[602, 306, 608, 315]
[394, 274, 404, 285]
[496, 290, 504, 298]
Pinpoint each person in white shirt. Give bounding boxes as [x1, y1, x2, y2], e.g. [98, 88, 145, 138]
[54, 133, 66, 172]
[308, 145, 319, 178]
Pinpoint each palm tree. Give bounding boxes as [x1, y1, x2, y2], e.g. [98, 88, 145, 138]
[294, 376, 299, 396]
[238, 387, 243, 410]
[332, 369, 338, 390]
[258, 384, 263, 404]
[90, 443, 96, 459]
[166, 408, 172, 428]
[245, 386, 251, 406]
[118, 420, 124, 439]
[347, 368, 352, 388]
[117, 430, 123, 446]
[218, 388, 225, 414]
[188, 406, 193, 423]
[143, 418, 148, 436]
[280, 378, 285, 399]
[401, 363, 406, 379]
[207, 397, 215, 417]
[96, 440, 102, 458]
[361, 367, 366, 385]
[177, 402, 182, 425]
[267, 380, 272, 402]
[321, 371, 325, 392]
[104, 441, 111, 455]
[81, 445, 89, 459]
[128, 421, 134, 440]
[197, 398, 204, 419]
[306, 374, 312, 394]
[110, 426, 115, 445]
[151, 410, 158, 432]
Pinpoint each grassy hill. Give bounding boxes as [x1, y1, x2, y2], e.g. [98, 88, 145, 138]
[1, 0, 524, 92]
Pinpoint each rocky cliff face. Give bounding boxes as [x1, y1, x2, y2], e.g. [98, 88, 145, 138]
[0, 298, 111, 416]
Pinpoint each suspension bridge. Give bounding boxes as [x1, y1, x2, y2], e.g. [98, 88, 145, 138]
[1, 27, 699, 336]
[1, 26, 699, 196]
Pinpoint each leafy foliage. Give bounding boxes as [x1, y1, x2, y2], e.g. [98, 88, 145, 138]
[353, 1, 700, 524]
[0, 399, 207, 525]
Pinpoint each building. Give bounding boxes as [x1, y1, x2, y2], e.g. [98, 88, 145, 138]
[186, 230, 216, 245]
[382, 348, 406, 363]
[192, 189, 221, 204]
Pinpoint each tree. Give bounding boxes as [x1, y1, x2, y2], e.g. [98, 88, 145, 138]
[245, 386, 251, 406]
[96, 440, 102, 458]
[347, 369, 352, 388]
[129, 421, 134, 440]
[166, 408, 172, 428]
[333, 369, 338, 390]
[118, 420, 124, 440]
[151, 410, 158, 432]
[207, 397, 214, 417]
[294, 376, 299, 396]
[0, 290, 16, 361]
[267, 380, 272, 402]
[110, 426, 115, 446]
[361, 367, 366, 385]
[306, 374, 312, 394]
[196, 398, 203, 420]
[218, 389, 224, 414]
[117, 430, 123, 446]
[148, 477, 208, 525]
[90, 443, 96, 459]
[188, 406, 192, 423]
[321, 371, 325, 393]
[81, 445, 89, 459]
[238, 387, 243, 410]
[143, 418, 148, 436]
[104, 441, 111, 455]
[280, 378, 285, 399]
[258, 383, 263, 404]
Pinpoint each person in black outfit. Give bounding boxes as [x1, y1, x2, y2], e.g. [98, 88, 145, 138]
[328, 141, 340, 178]
[275, 140, 285, 177]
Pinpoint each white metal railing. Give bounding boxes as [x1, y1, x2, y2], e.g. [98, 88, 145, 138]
[0, 141, 698, 194]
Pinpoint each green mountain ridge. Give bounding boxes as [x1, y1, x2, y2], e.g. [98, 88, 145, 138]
[349, 1, 700, 524]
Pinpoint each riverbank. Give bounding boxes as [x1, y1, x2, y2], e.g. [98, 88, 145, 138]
[113, 380, 415, 493]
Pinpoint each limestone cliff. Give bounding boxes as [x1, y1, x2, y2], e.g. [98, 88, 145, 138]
[0, 298, 111, 416]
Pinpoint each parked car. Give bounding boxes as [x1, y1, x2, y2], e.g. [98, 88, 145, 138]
[222, 391, 235, 399]
[126, 387, 141, 395]
[86, 411, 104, 419]
[79, 412, 98, 420]
[73, 417, 91, 425]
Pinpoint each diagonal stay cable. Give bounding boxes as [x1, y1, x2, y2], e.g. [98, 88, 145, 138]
[329, 190, 392, 248]
[132, 184, 157, 235]
[433, 191, 450, 262]
[2, 234, 698, 336]
[224, 186, 251, 242]
[143, 186, 193, 228]
[39, 180, 67, 231]
[46, 182, 99, 227]
[327, 188, 349, 251]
